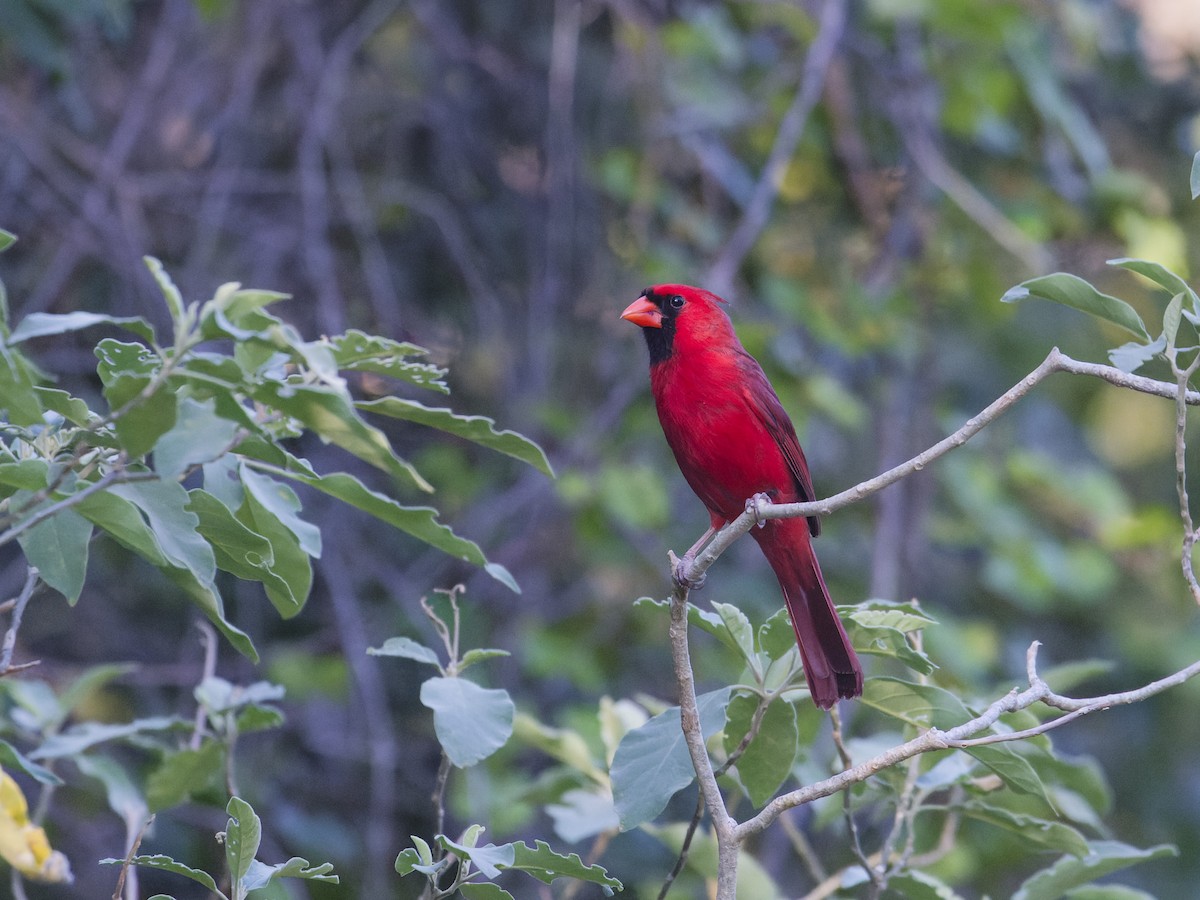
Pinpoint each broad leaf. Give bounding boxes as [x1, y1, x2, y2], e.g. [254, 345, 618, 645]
[420, 676, 515, 767]
[367, 637, 442, 667]
[251, 380, 432, 491]
[610, 687, 731, 830]
[1108, 335, 1166, 374]
[154, 397, 240, 478]
[32, 716, 187, 760]
[1001, 273, 1150, 340]
[109, 480, 216, 584]
[962, 803, 1090, 857]
[546, 788, 620, 843]
[100, 855, 220, 895]
[10, 311, 155, 344]
[325, 330, 448, 392]
[358, 397, 553, 477]
[241, 857, 338, 891]
[1109, 257, 1200, 317]
[146, 742, 225, 812]
[16, 504, 92, 604]
[507, 839, 623, 890]
[0, 740, 62, 786]
[1013, 841, 1177, 900]
[722, 691, 798, 807]
[225, 796, 261, 883]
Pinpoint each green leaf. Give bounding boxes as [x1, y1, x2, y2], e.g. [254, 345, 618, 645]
[358, 397, 553, 477]
[16, 504, 92, 603]
[0, 460, 49, 491]
[1108, 335, 1166, 374]
[846, 606, 938, 676]
[757, 607, 796, 660]
[164, 570, 259, 661]
[1163, 292, 1184, 356]
[225, 796, 262, 884]
[0, 229, 15, 252]
[420, 676, 515, 767]
[632, 597, 746, 655]
[34, 387, 92, 426]
[1109, 257, 1200, 314]
[101, 855, 222, 896]
[507, 839, 623, 890]
[1013, 841, 1178, 900]
[962, 803, 1090, 857]
[188, 490, 284, 593]
[722, 691, 798, 807]
[248, 463, 519, 592]
[324, 330, 448, 392]
[0, 739, 63, 785]
[154, 397, 240, 478]
[861, 678, 1048, 799]
[75, 489, 170, 568]
[460, 883, 514, 899]
[96, 340, 177, 458]
[109, 480, 216, 584]
[32, 716, 186, 759]
[144, 256, 186, 326]
[459, 648, 511, 672]
[242, 857, 339, 891]
[251, 380, 432, 491]
[1001, 273, 1150, 340]
[0, 347, 44, 426]
[146, 741, 226, 811]
[10, 311, 156, 344]
[238, 465, 320, 556]
[611, 687, 731, 830]
[367, 636, 442, 667]
[437, 836, 514, 878]
[1065, 887, 1157, 900]
[710, 601, 756, 668]
[546, 788, 620, 843]
[236, 467, 315, 616]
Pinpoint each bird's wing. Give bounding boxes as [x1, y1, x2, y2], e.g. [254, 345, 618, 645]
[738, 353, 821, 537]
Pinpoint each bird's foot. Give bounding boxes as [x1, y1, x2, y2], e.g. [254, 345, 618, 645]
[669, 550, 707, 591]
[747, 492, 773, 528]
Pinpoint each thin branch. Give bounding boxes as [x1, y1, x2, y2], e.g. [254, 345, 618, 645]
[655, 791, 704, 900]
[830, 705, 880, 894]
[189, 621, 219, 751]
[0, 467, 159, 550]
[1169, 352, 1200, 603]
[668, 586, 738, 895]
[0, 568, 40, 675]
[678, 347, 1200, 588]
[735, 642, 1200, 842]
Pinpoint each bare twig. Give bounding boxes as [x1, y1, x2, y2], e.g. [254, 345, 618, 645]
[189, 621, 219, 751]
[664, 346, 1200, 898]
[678, 348, 1200, 588]
[111, 814, 154, 900]
[0, 567, 40, 675]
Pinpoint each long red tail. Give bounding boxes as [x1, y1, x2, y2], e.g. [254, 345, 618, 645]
[753, 518, 862, 709]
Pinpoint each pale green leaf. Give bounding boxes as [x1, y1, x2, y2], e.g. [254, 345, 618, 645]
[154, 397, 240, 478]
[10, 311, 156, 344]
[367, 636, 442, 667]
[252, 380, 432, 491]
[1013, 841, 1177, 900]
[1001, 273, 1150, 340]
[16, 503, 92, 604]
[101, 855, 221, 896]
[723, 691, 798, 807]
[611, 687, 731, 830]
[325, 329, 448, 392]
[420, 676, 514, 767]
[145, 741, 227, 812]
[225, 796, 262, 883]
[358, 397, 553, 477]
[144, 256, 185, 325]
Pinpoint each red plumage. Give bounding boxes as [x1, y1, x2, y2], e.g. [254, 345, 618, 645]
[622, 284, 863, 709]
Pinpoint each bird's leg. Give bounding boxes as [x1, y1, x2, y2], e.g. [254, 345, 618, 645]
[670, 525, 717, 591]
[747, 492, 774, 528]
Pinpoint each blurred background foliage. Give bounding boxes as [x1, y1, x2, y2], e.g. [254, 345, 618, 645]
[1, 0, 1200, 896]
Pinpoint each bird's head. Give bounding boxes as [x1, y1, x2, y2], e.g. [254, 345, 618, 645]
[620, 284, 731, 364]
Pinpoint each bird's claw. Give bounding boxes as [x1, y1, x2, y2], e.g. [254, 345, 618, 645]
[747, 492, 773, 528]
[669, 550, 707, 591]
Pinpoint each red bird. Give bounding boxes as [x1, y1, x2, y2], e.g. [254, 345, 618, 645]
[622, 284, 863, 709]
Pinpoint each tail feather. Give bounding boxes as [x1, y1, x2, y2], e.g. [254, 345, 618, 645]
[754, 519, 862, 709]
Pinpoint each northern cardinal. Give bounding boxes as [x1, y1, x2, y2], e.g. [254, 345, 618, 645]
[622, 284, 863, 708]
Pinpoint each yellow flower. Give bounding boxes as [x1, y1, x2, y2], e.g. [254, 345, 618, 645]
[0, 770, 72, 883]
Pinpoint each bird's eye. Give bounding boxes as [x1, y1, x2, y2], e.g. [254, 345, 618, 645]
[669, 294, 685, 310]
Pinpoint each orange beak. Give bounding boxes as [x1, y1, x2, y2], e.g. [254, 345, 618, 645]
[620, 296, 663, 329]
